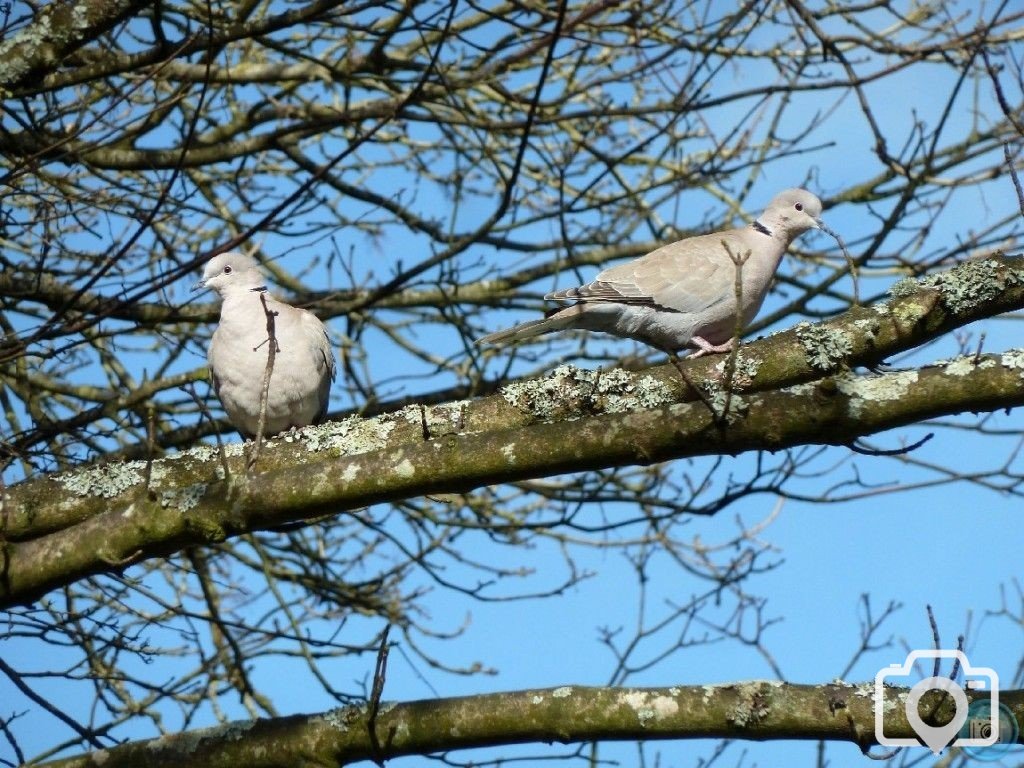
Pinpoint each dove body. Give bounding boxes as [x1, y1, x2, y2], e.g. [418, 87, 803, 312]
[194, 253, 335, 438]
[479, 189, 824, 354]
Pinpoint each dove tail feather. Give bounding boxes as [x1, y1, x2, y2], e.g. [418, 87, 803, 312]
[477, 313, 576, 345]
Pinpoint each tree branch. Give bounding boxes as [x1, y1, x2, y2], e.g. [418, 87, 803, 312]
[2, 255, 1024, 607]
[37, 682, 1024, 768]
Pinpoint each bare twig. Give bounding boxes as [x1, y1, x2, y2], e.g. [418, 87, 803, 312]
[367, 624, 393, 766]
[818, 222, 859, 307]
[248, 291, 279, 470]
[719, 242, 750, 425]
[1003, 142, 1024, 218]
[849, 433, 934, 456]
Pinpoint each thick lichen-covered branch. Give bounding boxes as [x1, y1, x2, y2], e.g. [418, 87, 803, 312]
[39, 682, 1024, 768]
[2, 256, 1024, 607]
[0, 0, 154, 92]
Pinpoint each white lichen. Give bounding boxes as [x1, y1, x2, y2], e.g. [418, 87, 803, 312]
[319, 708, 351, 731]
[501, 365, 674, 419]
[594, 368, 675, 413]
[501, 365, 587, 419]
[727, 681, 772, 728]
[1001, 348, 1024, 375]
[402, 401, 468, 434]
[944, 356, 975, 377]
[834, 371, 918, 417]
[394, 458, 415, 479]
[620, 691, 679, 727]
[55, 462, 146, 498]
[160, 483, 207, 512]
[501, 443, 517, 464]
[711, 351, 762, 388]
[300, 415, 395, 455]
[552, 686, 573, 698]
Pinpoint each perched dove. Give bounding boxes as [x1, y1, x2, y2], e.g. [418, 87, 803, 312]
[193, 253, 335, 438]
[478, 188, 825, 355]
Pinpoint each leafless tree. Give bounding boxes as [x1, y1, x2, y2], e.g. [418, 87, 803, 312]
[1, 0, 1024, 766]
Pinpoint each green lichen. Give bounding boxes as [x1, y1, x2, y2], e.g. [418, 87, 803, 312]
[888, 277, 920, 298]
[700, 379, 748, 423]
[144, 719, 257, 755]
[795, 322, 853, 371]
[594, 368, 675, 413]
[712, 351, 761, 389]
[923, 259, 1021, 314]
[501, 365, 674, 419]
[501, 365, 589, 419]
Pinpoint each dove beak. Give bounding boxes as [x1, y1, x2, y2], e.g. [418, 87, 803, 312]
[191, 278, 208, 293]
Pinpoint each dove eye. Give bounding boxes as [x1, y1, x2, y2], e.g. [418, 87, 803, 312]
[224, 266, 232, 274]
[794, 202, 804, 212]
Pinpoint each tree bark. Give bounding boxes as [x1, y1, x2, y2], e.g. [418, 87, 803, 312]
[2, 255, 1023, 608]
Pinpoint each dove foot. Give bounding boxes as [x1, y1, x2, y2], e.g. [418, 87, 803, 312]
[689, 336, 735, 357]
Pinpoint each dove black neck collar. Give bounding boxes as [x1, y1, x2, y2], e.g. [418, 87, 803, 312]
[752, 220, 772, 237]
[250, 285, 269, 293]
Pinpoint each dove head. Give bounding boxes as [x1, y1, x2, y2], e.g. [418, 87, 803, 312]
[756, 188, 824, 242]
[193, 253, 266, 296]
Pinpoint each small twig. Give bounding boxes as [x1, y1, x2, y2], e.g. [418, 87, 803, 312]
[367, 624, 393, 766]
[666, 352, 717, 415]
[719, 242, 750, 425]
[927, 603, 942, 677]
[248, 291, 279, 471]
[0, 656, 104, 749]
[1002, 142, 1024, 219]
[419, 404, 430, 441]
[819, 221, 859, 307]
[143, 401, 157, 499]
[973, 333, 986, 365]
[184, 383, 231, 482]
[982, 48, 1024, 137]
[849, 433, 933, 456]
[0, 709, 27, 766]
[0, 472, 8, 599]
[97, 549, 143, 566]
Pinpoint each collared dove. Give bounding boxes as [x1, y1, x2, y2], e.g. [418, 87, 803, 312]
[193, 253, 335, 438]
[478, 188, 825, 355]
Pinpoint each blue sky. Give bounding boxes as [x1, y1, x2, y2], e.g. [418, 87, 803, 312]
[4, 2, 1024, 766]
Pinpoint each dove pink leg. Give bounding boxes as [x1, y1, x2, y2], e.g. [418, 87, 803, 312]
[688, 335, 736, 357]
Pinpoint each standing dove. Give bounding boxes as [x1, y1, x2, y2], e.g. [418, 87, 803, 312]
[194, 253, 335, 438]
[478, 188, 825, 355]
